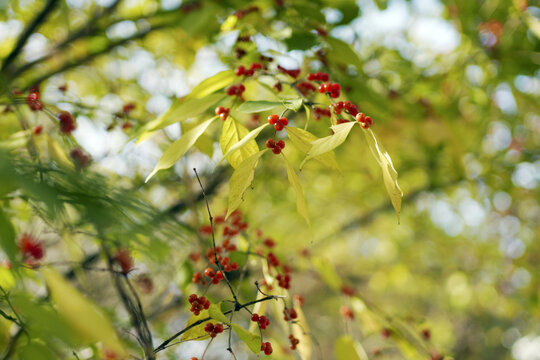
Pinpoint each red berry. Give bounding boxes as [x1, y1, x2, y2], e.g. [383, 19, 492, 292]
[204, 267, 215, 278]
[307, 73, 316, 81]
[26, 92, 43, 111]
[267, 114, 279, 124]
[114, 248, 133, 274]
[251, 314, 259, 322]
[215, 106, 225, 115]
[220, 112, 228, 121]
[274, 122, 284, 131]
[123, 103, 135, 114]
[235, 66, 246, 76]
[276, 140, 285, 149]
[214, 323, 224, 333]
[58, 111, 76, 134]
[33, 125, 43, 135]
[320, 73, 329, 81]
[226, 86, 236, 96]
[272, 147, 281, 154]
[279, 117, 288, 126]
[251, 62, 263, 70]
[263, 238, 275, 247]
[265, 139, 276, 148]
[340, 305, 354, 320]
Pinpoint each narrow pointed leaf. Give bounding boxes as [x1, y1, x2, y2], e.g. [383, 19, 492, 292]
[220, 117, 258, 168]
[42, 268, 127, 356]
[282, 153, 310, 226]
[286, 127, 339, 170]
[335, 335, 369, 360]
[227, 150, 267, 218]
[231, 323, 261, 354]
[219, 123, 269, 166]
[283, 97, 303, 111]
[0, 209, 16, 262]
[292, 296, 313, 360]
[301, 121, 356, 168]
[364, 129, 403, 222]
[237, 100, 283, 113]
[146, 117, 216, 182]
[188, 70, 236, 99]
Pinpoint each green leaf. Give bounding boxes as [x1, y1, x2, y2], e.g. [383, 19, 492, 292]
[326, 37, 363, 69]
[136, 93, 224, 142]
[19, 342, 57, 360]
[312, 257, 343, 291]
[219, 123, 269, 166]
[283, 98, 303, 111]
[42, 268, 127, 356]
[145, 117, 216, 182]
[188, 70, 236, 99]
[231, 323, 261, 354]
[301, 121, 356, 168]
[227, 150, 267, 218]
[220, 117, 259, 168]
[285, 31, 318, 50]
[236, 100, 283, 113]
[285, 127, 339, 170]
[209, 303, 230, 324]
[0, 209, 16, 262]
[282, 153, 310, 226]
[181, 310, 211, 341]
[364, 129, 403, 222]
[334, 335, 369, 360]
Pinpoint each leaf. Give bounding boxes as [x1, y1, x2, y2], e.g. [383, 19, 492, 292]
[0, 208, 16, 262]
[188, 70, 236, 99]
[285, 127, 339, 170]
[136, 93, 224, 142]
[301, 121, 356, 169]
[42, 268, 127, 356]
[219, 123, 269, 166]
[282, 153, 310, 226]
[0, 267, 14, 290]
[181, 309, 212, 341]
[292, 296, 313, 360]
[334, 335, 369, 360]
[46, 135, 73, 168]
[312, 257, 343, 291]
[209, 303, 229, 324]
[326, 37, 363, 69]
[237, 100, 283, 113]
[303, 104, 311, 130]
[364, 129, 403, 222]
[226, 150, 267, 218]
[220, 117, 259, 168]
[145, 117, 216, 182]
[283, 98, 303, 111]
[285, 31, 318, 50]
[231, 323, 261, 354]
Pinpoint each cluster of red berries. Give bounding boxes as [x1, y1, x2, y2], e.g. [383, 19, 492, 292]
[58, 111, 76, 134]
[307, 72, 329, 82]
[296, 81, 317, 96]
[341, 285, 355, 296]
[203, 267, 225, 284]
[267, 114, 288, 131]
[337, 118, 350, 124]
[314, 107, 331, 120]
[288, 334, 300, 350]
[214, 106, 230, 121]
[267, 252, 280, 267]
[122, 103, 135, 114]
[226, 84, 245, 97]
[33, 125, 43, 135]
[19, 234, 44, 263]
[277, 65, 301, 79]
[265, 138, 285, 154]
[355, 113, 373, 129]
[318, 83, 341, 98]
[235, 63, 263, 77]
[340, 305, 354, 320]
[332, 101, 359, 116]
[205, 240, 237, 265]
[283, 308, 298, 321]
[276, 273, 291, 289]
[260, 341, 273, 355]
[114, 248, 134, 274]
[188, 294, 211, 316]
[251, 313, 270, 330]
[204, 322, 224, 338]
[26, 91, 43, 111]
[70, 148, 91, 168]
[263, 237, 275, 247]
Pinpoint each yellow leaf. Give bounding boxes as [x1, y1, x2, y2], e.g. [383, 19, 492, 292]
[227, 150, 267, 218]
[364, 128, 403, 222]
[188, 70, 236, 99]
[286, 127, 339, 170]
[231, 323, 261, 354]
[282, 153, 310, 226]
[181, 309, 212, 341]
[292, 296, 312, 360]
[46, 135, 73, 168]
[300, 121, 356, 168]
[220, 117, 258, 168]
[145, 117, 216, 182]
[334, 335, 369, 360]
[42, 268, 127, 357]
[218, 123, 269, 167]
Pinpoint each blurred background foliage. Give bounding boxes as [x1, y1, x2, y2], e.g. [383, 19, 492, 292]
[0, 0, 539, 359]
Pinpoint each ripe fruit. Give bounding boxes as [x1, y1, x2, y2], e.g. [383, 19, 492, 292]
[283, 308, 298, 321]
[355, 113, 373, 129]
[204, 322, 224, 338]
[265, 139, 276, 149]
[277, 65, 300, 79]
[214, 106, 230, 121]
[288, 334, 300, 350]
[58, 111, 76, 134]
[33, 125, 43, 135]
[276, 273, 291, 289]
[268, 252, 280, 266]
[251, 313, 270, 329]
[114, 248, 133, 274]
[70, 148, 91, 168]
[26, 92, 43, 111]
[319, 82, 340, 98]
[122, 103, 135, 114]
[19, 234, 44, 261]
[341, 285, 355, 296]
[226, 84, 245, 97]
[307, 72, 329, 82]
[204, 267, 215, 278]
[267, 115, 288, 131]
[188, 294, 211, 315]
[340, 305, 354, 320]
[261, 341, 273, 355]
